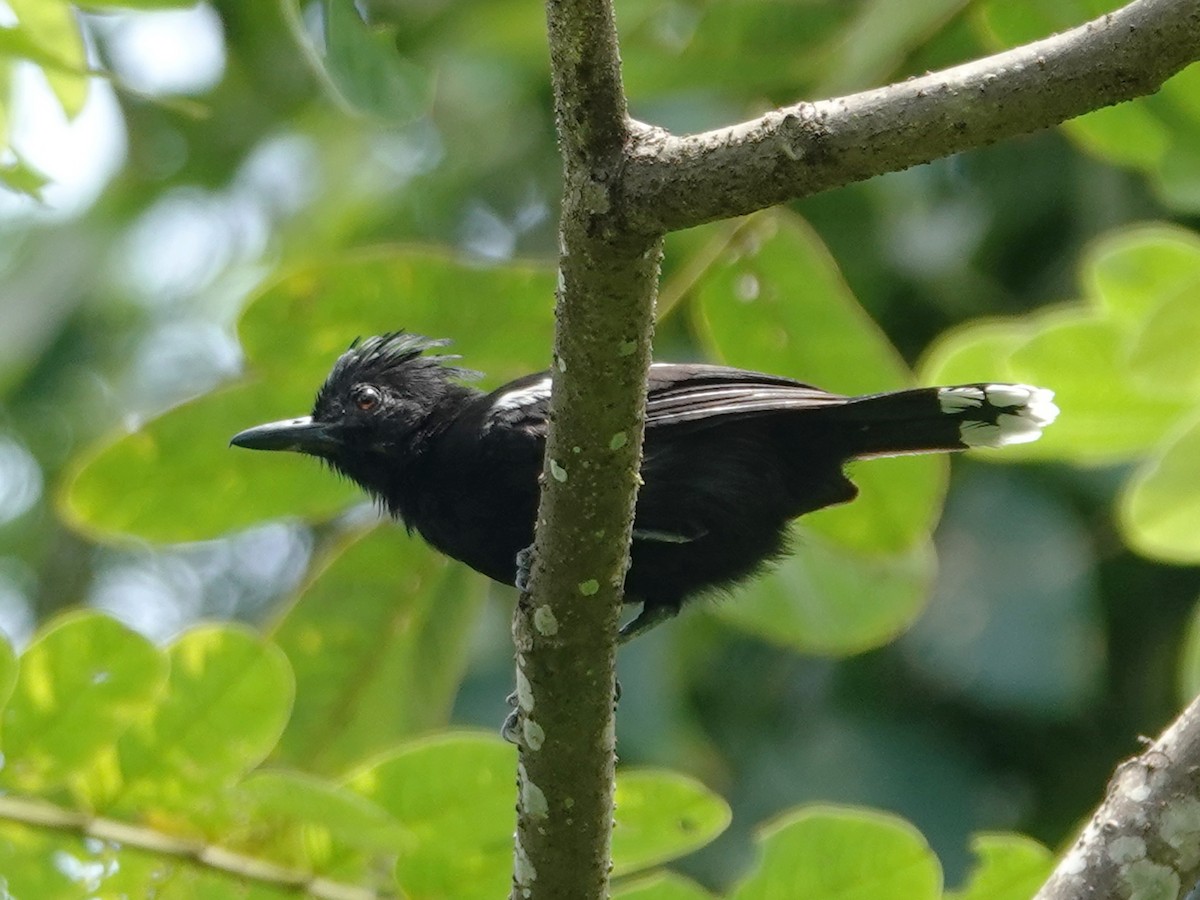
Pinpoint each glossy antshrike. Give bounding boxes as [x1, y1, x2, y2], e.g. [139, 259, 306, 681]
[231, 332, 1058, 641]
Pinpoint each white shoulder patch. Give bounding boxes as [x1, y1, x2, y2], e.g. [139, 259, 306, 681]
[491, 377, 552, 413]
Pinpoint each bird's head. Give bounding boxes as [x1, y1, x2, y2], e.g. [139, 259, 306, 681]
[230, 332, 476, 494]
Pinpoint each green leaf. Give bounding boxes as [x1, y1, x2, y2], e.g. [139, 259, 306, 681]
[6, 0, 87, 118]
[730, 806, 941, 900]
[1157, 128, 1200, 210]
[1007, 310, 1193, 462]
[693, 213, 945, 552]
[1105, 69, 1200, 212]
[0, 632, 16, 724]
[0, 60, 9, 148]
[975, 0, 1121, 48]
[0, 154, 52, 199]
[150, 867, 297, 899]
[0, 826, 113, 900]
[237, 769, 408, 854]
[1082, 224, 1200, 324]
[238, 247, 556, 384]
[269, 526, 488, 774]
[319, 0, 429, 122]
[613, 872, 716, 900]
[807, 455, 945, 554]
[0, 25, 90, 75]
[918, 319, 1023, 385]
[976, 1, 1200, 211]
[348, 735, 729, 899]
[610, 770, 730, 876]
[716, 530, 934, 654]
[345, 732, 516, 900]
[61, 382, 360, 542]
[1127, 282, 1200, 398]
[1061, 101, 1169, 170]
[922, 225, 1200, 464]
[815, 0, 972, 96]
[1013, 311, 1160, 461]
[61, 248, 555, 543]
[1176, 597, 1200, 703]
[1119, 412, 1200, 564]
[923, 308, 1192, 464]
[75, 0, 197, 8]
[1, 612, 166, 794]
[946, 833, 1054, 900]
[618, 2, 855, 102]
[70, 842, 177, 899]
[106, 625, 293, 816]
[693, 215, 910, 394]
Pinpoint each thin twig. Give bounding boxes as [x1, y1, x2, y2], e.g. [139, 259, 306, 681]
[0, 795, 390, 900]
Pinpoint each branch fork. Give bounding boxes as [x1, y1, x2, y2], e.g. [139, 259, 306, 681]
[516, 1, 1200, 898]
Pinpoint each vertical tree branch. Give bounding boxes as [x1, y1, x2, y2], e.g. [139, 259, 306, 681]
[545, 0, 628, 164]
[510, 1, 661, 898]
[516, 0, 1200, 896]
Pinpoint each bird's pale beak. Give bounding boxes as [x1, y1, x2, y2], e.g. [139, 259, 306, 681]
[230, 417, 343, 455]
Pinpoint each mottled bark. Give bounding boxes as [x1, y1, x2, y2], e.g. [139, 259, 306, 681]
[518, 1, 1200, 897]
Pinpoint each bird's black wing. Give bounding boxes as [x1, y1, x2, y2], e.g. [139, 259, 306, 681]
[482, 365, 846, 436]
[644, 364, 846, 428]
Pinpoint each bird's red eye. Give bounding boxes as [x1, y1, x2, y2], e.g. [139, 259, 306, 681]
[352, 385, 381, 411]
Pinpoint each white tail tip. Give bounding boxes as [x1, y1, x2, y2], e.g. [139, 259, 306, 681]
[938, 384, 1059, 448]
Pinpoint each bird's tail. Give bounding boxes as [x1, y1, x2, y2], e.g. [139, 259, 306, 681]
[828, 383, 1059, 459]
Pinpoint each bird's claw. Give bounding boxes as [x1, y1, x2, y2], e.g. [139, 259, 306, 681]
[617, 602, 681, 644]
[500, 708, 522, 746]
[501, 681, 621, 746]
[514, 544, 535, 593]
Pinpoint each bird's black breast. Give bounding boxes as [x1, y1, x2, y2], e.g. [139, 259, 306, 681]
[405, 400, 545, 586]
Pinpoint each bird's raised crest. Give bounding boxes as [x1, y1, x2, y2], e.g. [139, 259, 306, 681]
[343, 331, 454, 370]
[317, 332, 480, 408]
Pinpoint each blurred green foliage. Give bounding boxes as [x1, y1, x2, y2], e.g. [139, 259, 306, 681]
[0, 617, 734, 898]
[921, 224, 1200, 560]
[1, 0, 1199, 896]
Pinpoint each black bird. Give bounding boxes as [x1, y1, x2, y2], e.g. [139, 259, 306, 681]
[231, 332, 1058, 641]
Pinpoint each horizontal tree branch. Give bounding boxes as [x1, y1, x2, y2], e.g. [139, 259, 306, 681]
[1034, 693, 1200, 899]
[0, 794, 388, 900]
[623, 0, 1200, 233]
